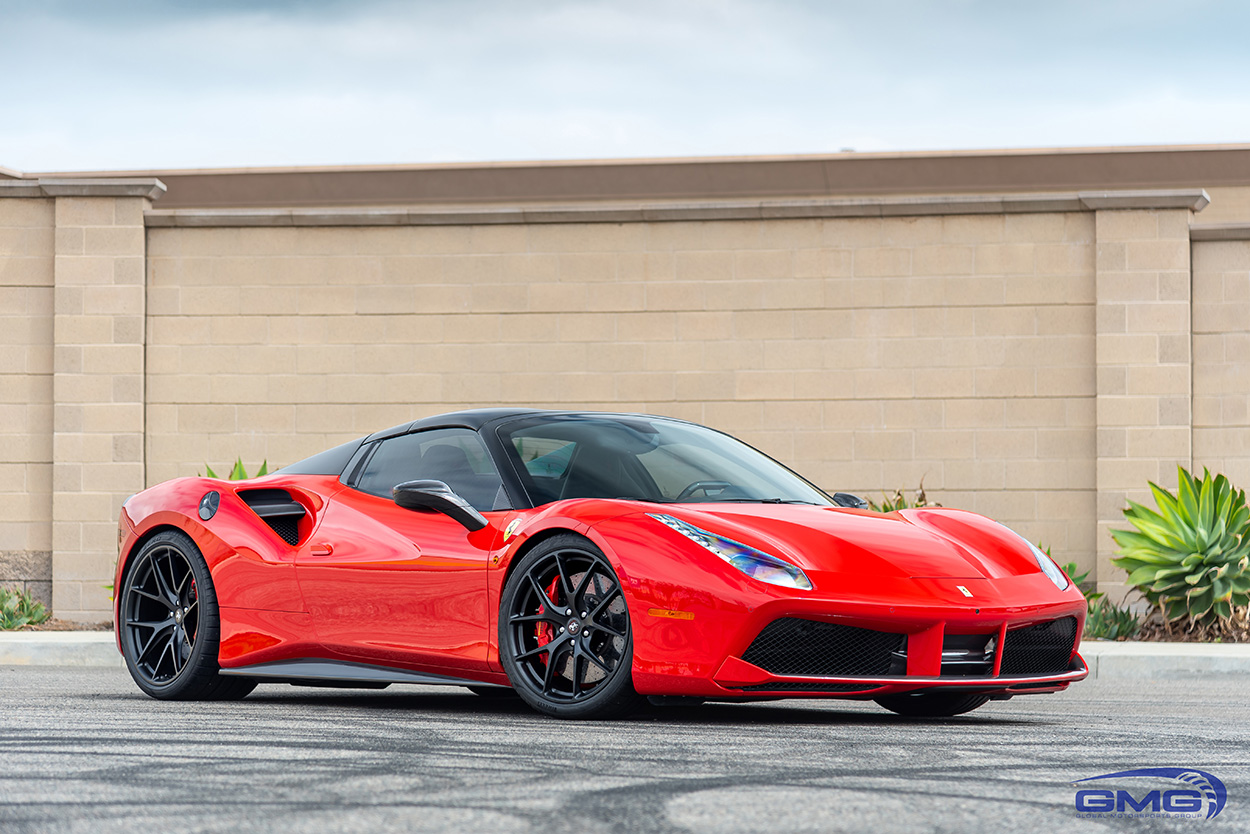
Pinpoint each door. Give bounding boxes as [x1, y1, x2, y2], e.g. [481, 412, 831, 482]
[295, 428, 506, 672]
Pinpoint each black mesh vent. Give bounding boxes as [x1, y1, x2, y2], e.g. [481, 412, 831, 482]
[238, 488, 306, 547]
[999, 617, 1077, 676]
[735, 682, 880, 692]
[741, 618, 906, 677]
[264, 515, 301, 546]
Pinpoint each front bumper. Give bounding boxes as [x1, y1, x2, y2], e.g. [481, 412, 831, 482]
[624, 576, 1089, 698]
[709, 651, 1088, 698]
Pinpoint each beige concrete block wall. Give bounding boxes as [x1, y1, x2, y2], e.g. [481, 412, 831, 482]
[1193, 240, 1250, 489]
[146, 211, 1098, 574]
[52, 196, 149, 621]
[0, 198, 54, 606]
[1094, 209, 1194, 596]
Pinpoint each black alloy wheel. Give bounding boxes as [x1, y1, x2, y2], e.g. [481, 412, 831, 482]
[499, 534, 643, 719]
[120, 530, 255, 701]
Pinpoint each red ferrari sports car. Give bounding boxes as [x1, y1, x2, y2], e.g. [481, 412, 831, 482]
[114, 409, 1088, 719]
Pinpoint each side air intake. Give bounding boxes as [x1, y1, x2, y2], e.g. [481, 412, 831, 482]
[238, 489, 306, 546]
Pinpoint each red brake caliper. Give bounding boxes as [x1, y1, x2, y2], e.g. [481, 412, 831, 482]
[534, 577, 561, 665]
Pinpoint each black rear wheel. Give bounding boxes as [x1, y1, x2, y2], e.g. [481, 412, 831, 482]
[499, 534, 642, 719]
[120, 530, 255, 701]
[874, 691, 990, 717]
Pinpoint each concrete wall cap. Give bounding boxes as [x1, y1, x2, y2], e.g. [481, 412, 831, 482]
[144, 189, 1209, 228]
[0, 180, 46, 197]
[0, 178, 168, 200]
[1190, 222, 1250, 241]
[1078, 188, 1210, 211]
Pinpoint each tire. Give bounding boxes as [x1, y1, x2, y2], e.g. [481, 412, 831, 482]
[498, 534, 643, 719]
[119, 529, 256, 701]
[874, 691, 991, 717]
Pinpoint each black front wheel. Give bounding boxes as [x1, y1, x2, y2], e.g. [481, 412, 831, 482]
[119, 530, 255, 701]
[498, 534, 642, 719]
[874, 691, 990, 717]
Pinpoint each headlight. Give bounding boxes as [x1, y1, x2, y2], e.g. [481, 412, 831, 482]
[998, 524, 1069, 591]
[649, 514, 813, 590]
[1029, 541, 1070, 591]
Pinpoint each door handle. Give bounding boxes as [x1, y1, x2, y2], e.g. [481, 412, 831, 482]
[311, 543, 333, 557]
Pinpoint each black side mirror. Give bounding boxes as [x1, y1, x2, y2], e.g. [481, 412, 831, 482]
[392, 479, 488, 531]
[831, 492, 869, 509]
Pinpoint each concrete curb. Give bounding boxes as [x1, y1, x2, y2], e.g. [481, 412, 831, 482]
[0, 632, 122, 667]
[2, 632, 1249, 678]
[1080, 640, 1250, 679]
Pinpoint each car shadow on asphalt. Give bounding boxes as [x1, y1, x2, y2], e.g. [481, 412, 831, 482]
[184, 687, 1043, 727]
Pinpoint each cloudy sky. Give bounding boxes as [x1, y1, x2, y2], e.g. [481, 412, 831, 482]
[3, 0, 1249, 172]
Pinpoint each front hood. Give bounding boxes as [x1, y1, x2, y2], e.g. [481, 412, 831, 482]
[664, 504, 1042, 581]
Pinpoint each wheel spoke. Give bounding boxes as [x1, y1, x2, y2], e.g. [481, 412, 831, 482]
[589, 621, 625, 639]
[164, 551, 182, 602]
[553, 552, 575, 601]
[174, 563, 192, 598]
[136, 620, 175, 663]
[570, 653, 586, 698]
[527, 573, 561, 613]
[540, 644, 562, 694]
[585, 650, 613, 675]
[131, 587, 174, 608]
[126, 618, 171, 629]
[152, 552, 177, 604]
[144, 632, 171, 677]
[571, 567, 596, 606]
[588, 587, 621, 620]
[510, 611, 562, 626]
[515, 634, 565, 663]
[174, 629, 191, 673]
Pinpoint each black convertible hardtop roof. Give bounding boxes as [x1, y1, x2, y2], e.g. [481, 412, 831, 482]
[366, 407, 696, 441]
[369, 407, 544, 439]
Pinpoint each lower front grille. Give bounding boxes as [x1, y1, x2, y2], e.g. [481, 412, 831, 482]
[741, 618, 906, 677]
[735, 682, 880, 693]
[999, 617, 1078, 676]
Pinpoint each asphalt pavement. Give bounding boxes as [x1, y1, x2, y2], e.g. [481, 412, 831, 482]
[1, 667, 1247, 833]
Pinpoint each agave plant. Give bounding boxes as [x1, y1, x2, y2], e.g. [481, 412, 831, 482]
[867, 478, 941, 513]
[202, 458, 269, 480]
[0, 587, 50, 630]
[1111, 466, 1250, 624]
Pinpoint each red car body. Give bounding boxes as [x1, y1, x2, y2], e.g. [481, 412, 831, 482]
[114, 409, 1088, 705]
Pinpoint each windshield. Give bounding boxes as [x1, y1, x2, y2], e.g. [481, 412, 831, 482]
[496, 414, 831, 507]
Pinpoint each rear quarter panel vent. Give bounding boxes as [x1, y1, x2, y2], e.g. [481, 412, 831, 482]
[238, 489, 308, 546]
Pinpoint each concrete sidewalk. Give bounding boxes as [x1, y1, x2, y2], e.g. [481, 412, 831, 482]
[3, 631, 1249, 678]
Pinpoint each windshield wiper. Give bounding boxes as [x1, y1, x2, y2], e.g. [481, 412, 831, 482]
[614, 496, 673, 503]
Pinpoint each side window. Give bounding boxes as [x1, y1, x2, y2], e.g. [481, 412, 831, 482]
[354, 429, 507, 511]
[511, 437, 577, 504]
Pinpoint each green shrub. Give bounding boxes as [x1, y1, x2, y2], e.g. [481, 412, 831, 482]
[1061, 559, 1141, 640]
[0, 587, 50, 630]
[1085, 598, 1142, 641]
[1111, 466, 1250, 625]
[203, 458, 269, 480]
[867, 480, 941, 513]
